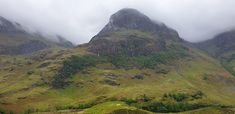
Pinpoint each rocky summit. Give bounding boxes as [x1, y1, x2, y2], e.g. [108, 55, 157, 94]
[97, 8, 173, 35]
[88, 8, 182, 56]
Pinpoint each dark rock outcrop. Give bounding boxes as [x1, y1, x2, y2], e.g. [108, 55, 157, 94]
[131, 74, 144, 80]
[100, 79, 120, 86]
[89, 36, 166, 56]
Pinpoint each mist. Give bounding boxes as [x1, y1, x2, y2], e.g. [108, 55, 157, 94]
[0, 0, 235, 44]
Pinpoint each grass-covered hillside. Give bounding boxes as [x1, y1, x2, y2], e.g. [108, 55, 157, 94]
[0, 45, 235, 114]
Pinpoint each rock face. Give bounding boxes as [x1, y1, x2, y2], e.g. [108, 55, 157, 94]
[0, 40, 49, 55]
[88, 8, 182, 56]
[0, 16, 74, 55]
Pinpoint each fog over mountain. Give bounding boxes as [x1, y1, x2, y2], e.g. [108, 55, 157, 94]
[0, 0, 235, 44]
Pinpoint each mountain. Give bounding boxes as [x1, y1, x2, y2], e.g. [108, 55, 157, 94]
[56, 35, 74, 48]
[197, 30, 235, 56]
[0, 8, 235, 114]
[197, 29, 235, 76]
[88, 8, 182, 56]
[0, 16, 74, 55]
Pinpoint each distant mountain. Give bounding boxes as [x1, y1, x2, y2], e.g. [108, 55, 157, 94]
[88, 8, 182, 56]
[56, 35, 74, 48]
[197, 29, 235, 76]
[197, 30, 235, 57]
[0, 16, 74, 55]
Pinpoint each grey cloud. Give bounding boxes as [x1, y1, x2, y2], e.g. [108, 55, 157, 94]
[0, 0, 235, 44]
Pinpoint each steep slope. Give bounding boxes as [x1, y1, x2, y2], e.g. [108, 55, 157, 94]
[0, 9, 235, 114]
[197, 30, 235, 76]
[0, 16, 74, 55]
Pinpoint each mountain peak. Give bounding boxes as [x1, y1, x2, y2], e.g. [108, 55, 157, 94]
[98, 8, 168, 36]
[109, 8, 151, 25]
[88, 8, 182, 56]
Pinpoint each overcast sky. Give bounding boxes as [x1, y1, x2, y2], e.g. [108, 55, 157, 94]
[0, 0, 235, 44]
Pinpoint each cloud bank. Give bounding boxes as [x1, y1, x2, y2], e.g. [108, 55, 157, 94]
[0, 0, 235, 44]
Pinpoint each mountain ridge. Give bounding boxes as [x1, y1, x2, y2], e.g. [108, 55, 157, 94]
[0, 16, 25, 34]
[0, 16, 74, 55]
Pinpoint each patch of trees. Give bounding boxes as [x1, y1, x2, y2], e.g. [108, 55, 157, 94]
[110, 46, 189, 69]
[121, 91, 209, 113]
[139, 101, 208, 113]
[52, 55, 103, 88]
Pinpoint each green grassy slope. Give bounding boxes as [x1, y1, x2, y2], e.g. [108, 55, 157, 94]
[0, 46, 234, 114]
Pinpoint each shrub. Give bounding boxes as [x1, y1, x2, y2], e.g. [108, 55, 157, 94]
[0, 108, 15, 114]
[136, 94, 153, 102]
[0, 109, 5, 114]
[163, 93, 190, 102]
[24, 108, 36, 114]
[120, 98, 137, 105]
[191, 91, 204, 99]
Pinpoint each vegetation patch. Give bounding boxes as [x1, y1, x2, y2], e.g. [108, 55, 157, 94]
[119, 91, 215, 113]
[0, 108, 13, 114]
[109, 46, 189, 69]
[52, 46, 189, 88]
[52, 55, 105, 88]
[222, 61, 235, 76]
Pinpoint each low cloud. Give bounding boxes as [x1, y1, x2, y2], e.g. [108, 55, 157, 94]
[0, 0, 235, 44]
